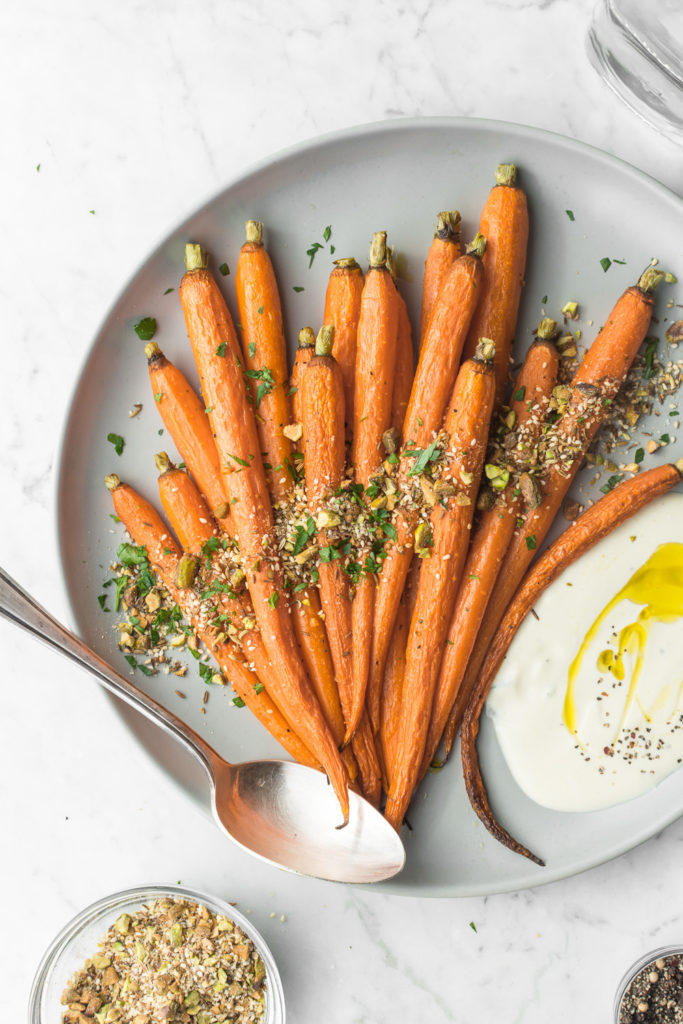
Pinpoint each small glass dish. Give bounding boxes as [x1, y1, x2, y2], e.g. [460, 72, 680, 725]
[28, 883, 286, 1024]
[614, 945, 683, 1021]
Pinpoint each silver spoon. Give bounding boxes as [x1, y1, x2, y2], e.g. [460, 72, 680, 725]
[0, 568, 405, 883]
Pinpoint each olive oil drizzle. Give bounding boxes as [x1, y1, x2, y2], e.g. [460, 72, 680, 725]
[563, 542, 683, 741]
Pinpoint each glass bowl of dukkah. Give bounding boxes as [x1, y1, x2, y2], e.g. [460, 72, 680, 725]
[614, 945, 683, 1023]
[28, 884, 285, 1024]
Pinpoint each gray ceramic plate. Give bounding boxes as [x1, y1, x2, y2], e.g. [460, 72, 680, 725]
[56, 117, 683, 896]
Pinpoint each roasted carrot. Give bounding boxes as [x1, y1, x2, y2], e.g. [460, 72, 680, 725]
[379, 587, 410, 793]
[235, 220, 293, 500]
[384, 340, 496, 829]
[290, 327, 315, 431]
[351, 231, 400, 741]
[454, 266, 666, 735]
[419, 210, 461, 346]
[145, 341, 230, 524]
[461, 460, 683, 864]
[462, 164, 529, 407]
[367, 233, 487, 733]
[323, 257, 364, 442]
[180, 243, 349, 822]
[386, 246, 414, 435]
[426, 318, 560, 768]
[105, 473, 317, 768]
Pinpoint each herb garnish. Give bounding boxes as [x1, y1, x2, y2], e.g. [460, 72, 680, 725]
[600, 473, 623, 494]
[526, 535, 537, 550]
[133, 317, 157, 341]
[293, 285, 304, 293]
[599, 257, 612, 273]
[565, 210, 575, 221]
[216, 341, 227, 357]
[107, 432, 125, 456]
[218, 262, 230, 276]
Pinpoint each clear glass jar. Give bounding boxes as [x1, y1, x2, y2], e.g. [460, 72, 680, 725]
[614, 944, 683, 1021]
[587, 0, 683, 142]
[28, 884, 286, 1024]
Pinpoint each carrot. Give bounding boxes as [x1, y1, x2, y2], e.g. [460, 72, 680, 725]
[145, 341, 230, 523]
[462, 164, 529, 407]
[235, 220, 293, 500]
[426, 318, 560, 768]
[454, 266, 666, 738]
[386, 246, 414, 434]
[300, 325, 381, 802]
[290, 327, 315, 431]
[104, 473, 317, 768]
[351, 231, 400, 741]
[419, 210, 461, 346]
[323, 257, 364, 441]
[379, 587, 410, 793]
[367, 233, 487, 733]
[179, 243, 349, 822]
[461, 460, 683, 864]
[384, 340, 496, 829]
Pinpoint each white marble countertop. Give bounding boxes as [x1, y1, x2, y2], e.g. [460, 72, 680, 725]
[3, 0, 683, 1020]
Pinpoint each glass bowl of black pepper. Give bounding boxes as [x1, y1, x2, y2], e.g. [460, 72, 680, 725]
[28, 883, 286, 1024]
[615, 946, 683, 1023]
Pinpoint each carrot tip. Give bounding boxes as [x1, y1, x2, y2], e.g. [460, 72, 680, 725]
[245, 220, 263, 245]
[637, 266, 665, 294]
[333, 256, 360, 269]
[144, 340, 162, 361]
[435, 210, 461, 239]
[315, 324, 335, 357]
[185, 243, 208, 273]
[297, 326, 315, 349]
[495, 163, 518, 186]
[474, 337, 496, 364]
[154, 451, 173, 475]
[104, 474, 120, 491]
[466, 232, 487, 259]
[369, 231, 388, 269]
[675, 458, 683, 477]
[537, 317, 558, 341]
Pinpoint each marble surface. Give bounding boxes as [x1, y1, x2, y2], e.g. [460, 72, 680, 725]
[3, 0, 683, 1020]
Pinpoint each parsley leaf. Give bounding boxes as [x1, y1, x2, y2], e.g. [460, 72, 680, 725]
[117, 543, 148, 566]
[97, 594, 108, 611]
[512, 385, 526, 402]
[227, 452, 250, 468]
[267, 592, 279, 609]
[107, 432, 125, 456]
[405, 440, 440, 477]
[565, 210, 575, 221]
[600, 473, 623, 494]
[248, 341, 256, 359]
[218, 262, 230, 276]
[216, 341, 227, 357]
[634, 447, 644, 464]
[323, 225, 332, 242]
[293, 285, 304, 293]
[643, 337, 658, 379]
[133, 317, 157, 341]
[526, 535, 537, 550]
[600, 257, 612, 273]
[163, 287, 174, 295]
[254, 682, 264, 694]
[306, 242, 323, 267]
[232, 696, 245, 707]
[244, 366, 275, 407]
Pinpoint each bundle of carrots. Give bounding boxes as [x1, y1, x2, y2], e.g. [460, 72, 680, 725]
[104, 169, 680, 856]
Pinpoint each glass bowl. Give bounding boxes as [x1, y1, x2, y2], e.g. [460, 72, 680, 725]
[28, 883, 286, 1024]
[614, 945, 683, 1021]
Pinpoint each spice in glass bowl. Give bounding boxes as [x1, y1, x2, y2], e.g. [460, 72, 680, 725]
[59, 896, 266, 1024]
[617, 950, 683, 1023]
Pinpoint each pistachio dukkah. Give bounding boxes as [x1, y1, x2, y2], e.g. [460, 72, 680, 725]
[60, 897, 266, 1024]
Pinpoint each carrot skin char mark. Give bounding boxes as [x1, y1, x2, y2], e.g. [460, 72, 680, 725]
[385, 348, 496, 830]
[179, 249, 350, 822]
[366, 239, 486, 735]
[461, 461, 682, 865]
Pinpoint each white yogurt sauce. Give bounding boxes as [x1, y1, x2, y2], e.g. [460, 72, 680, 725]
[486, 492, 683, 812]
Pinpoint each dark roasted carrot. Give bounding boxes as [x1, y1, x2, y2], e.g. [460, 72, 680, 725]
[419, 210, 461, 346]
[462, 164, 529, 407]
[454, 266, 666, 738]
[462, 460, 683, 864]
[351, 232, 400, 740]
[105, 473, 317, 768]
[290, 327, 315, 431]
[145, 341, 231, 524]
[367, 233, 487, 733]
[236, 220, 293, 500]
[180, 243, 349, 821]
[426, 319, 560, 767]
[323, 257, 364, 442]
[384, 341, 496, 829]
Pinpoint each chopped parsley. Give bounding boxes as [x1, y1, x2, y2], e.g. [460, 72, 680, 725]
[293, 285, 304, 293]
[216, 341, 227, 357]
[599, 257, 612, 273]
[254, 682, 264, 694]
[306, 242, 323, 267]
[541, 295, 547, 305]
[512, 385, 526, 402]
[643, 337, 658, 379]
[244, 366, 275, 407]
[469, 922, 478, 933]
[248, 341, 256, 359]
[565, 210, 575, 221]
[117, 543, 149, 566]
[232, 696, 245, 708]
[660, 433, 671, 444]
[107, 432, 125, 456]
[154, 392, 163, 403]
[257, 305, 264, 314]
[600, 473, 623, 494]
[323, 225, 332, 242]
[405, 440, 440, 477]
[267, 592, 279, 609]
[97, 594, 109, 611]
[218, 262, 230, 276]
[634, 447, 644, 464]
[227, 452, 251, 468]
[124, 655, 154, 677]
[526, 535, 537, 550]
[163, 287, 174, 295]
[133, 317, 157, 341]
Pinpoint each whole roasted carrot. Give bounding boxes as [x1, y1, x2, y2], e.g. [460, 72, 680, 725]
[455, 266, 666, 731]
[426, 318, 560, 768]
[236, 220, 293, 499]
[105, 474, 317, 768]
[301, 325, 381, 801]
[352, 231, 400, 740]
[384, 340, 496, 829]
[145, 341, 230, 523]
[179, 243, 349, 822]
[367, 233, 487, 733]
[323, 257, 364, 441]
[419, 210, 461, 346]
[290, 326, 315, 431]
[462, 164, 529, 407]
[386, 246, 414, 435]
[379, 587, 410, 793]
[461, 460, 683, 865]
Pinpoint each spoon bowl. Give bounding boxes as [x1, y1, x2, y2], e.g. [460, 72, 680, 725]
[0, 567, 405, 884]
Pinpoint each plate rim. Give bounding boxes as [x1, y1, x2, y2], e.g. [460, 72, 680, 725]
[53, 114, 683, 898]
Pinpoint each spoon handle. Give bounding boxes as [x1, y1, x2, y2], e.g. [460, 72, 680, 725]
[0, 566, 221, 780]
